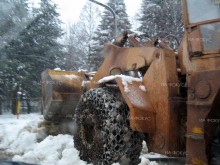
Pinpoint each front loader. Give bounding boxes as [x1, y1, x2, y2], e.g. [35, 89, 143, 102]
[41, 0, 220, 164]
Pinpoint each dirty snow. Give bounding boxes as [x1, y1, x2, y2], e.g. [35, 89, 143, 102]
[0, 113, 158, 165]
[98, 75, 142, 93]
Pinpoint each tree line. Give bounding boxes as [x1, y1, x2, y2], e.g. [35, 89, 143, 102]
[0, 0, 184, 102]
[0, 0, 64, 100]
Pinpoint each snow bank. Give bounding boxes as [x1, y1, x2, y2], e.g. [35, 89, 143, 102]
[0, 114, 158, 165]
[0, 114, 89, 165]
[0, 114, 43, 151]
[140, 157, 158, 165]
[13, 135, 88, 165]
[98, 75, 142, 93]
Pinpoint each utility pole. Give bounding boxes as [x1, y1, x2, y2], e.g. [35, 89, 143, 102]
[89, 0, 117, 37]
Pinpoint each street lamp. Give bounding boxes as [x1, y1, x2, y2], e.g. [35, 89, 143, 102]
[89, 0, 117, 37]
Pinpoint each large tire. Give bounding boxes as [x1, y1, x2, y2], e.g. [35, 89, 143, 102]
[74, 87, 143, 165]
[210, 124, 220, 165]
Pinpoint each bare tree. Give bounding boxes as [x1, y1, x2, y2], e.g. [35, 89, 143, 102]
[64, 2, 100, 71]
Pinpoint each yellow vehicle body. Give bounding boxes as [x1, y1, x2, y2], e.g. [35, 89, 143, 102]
[41, 0, 220, 164]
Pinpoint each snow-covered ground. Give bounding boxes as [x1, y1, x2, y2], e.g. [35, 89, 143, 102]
[0, 113, 159, 165]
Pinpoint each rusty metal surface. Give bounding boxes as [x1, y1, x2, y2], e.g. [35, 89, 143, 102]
[91, 40, 187, 156]
[191, 55, 220, 71]
[178, 34, 220, 74]
[195, 80, 211, 99]
[41, 69, 87, 121]
[102, 46, 184, 155]
[47, 70, 86, 92]
[178, 34, 191, 75]
[184, 31, 220, 164]
[112, 31, 128, 47]
[128, 35, 143, 47]
[90, 44, 159, 88]
[180, 0, 220, 79]
[188, 27, 203, 55]
[89, 36, 187, 156]
[186, 70, 220, 165]
[141, 48, 181, 155]
[115, 79, 156, 133]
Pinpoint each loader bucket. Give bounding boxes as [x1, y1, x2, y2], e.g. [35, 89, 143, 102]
[41, 69, 87, 122]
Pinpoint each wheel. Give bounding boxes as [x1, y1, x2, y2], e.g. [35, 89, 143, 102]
[74, 87, 143, 165]
[210, 124, 220, 165]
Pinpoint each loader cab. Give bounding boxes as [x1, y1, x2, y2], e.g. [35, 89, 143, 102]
[182, 1, 220, 165]
[183, 0, 220, 56]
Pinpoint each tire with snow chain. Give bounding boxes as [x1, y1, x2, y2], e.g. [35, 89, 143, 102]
[74, 87, 143, 165]
[210, 124, 220, 165]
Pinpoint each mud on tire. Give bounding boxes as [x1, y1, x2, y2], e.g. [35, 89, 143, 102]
[74, 87, 143, 165]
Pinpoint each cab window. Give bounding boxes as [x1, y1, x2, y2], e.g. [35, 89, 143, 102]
[200, 22, 220, 51]
[187, 0, 220, 24]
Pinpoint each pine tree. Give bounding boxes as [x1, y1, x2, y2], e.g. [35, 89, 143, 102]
[89, 0, 131, 71]
[0, 0, 64, 98]
[0, 0, 29, 100]
[0, 0, 29, 49]
[137, 0, 184, 45]
[18, 0, 64, 97]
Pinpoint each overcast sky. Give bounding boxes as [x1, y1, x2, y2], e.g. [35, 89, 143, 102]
[52, 0, 142, 25]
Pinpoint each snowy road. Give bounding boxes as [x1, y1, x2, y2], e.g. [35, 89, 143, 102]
[0, 113, 159, 165]
[0, 152, 11, 161]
